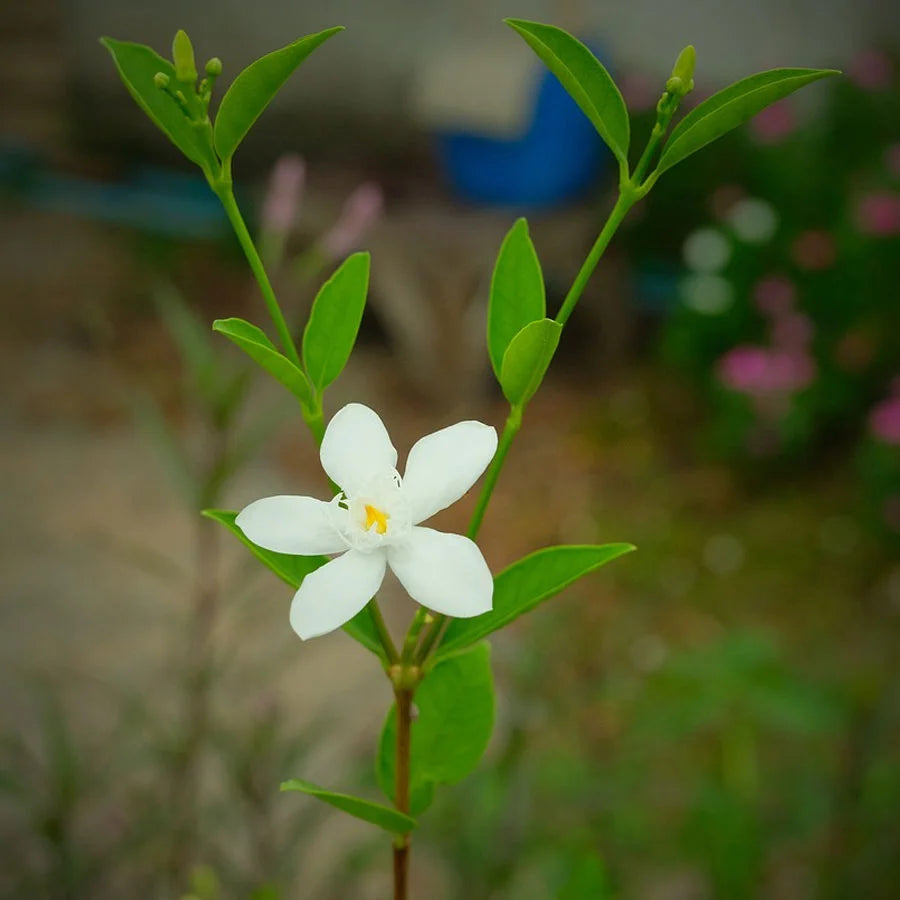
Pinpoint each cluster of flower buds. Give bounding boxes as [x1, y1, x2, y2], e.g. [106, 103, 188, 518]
[153, 29, 222, 122]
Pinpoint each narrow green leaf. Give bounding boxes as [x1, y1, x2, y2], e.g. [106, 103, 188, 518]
[202, 509, 383, 657]
[212, 318, 312, 405]
[153, 283, 219, 405]
[499, 317, 562, 406]
[377, 643, 494, 813]
[302, 252, 369, 391]
[438, 544, 635, 658]
[658, 67, 839, 174]
[504, 19, 629, 164]
[100, 37, 216, 170]
[131, 391, 197, 504]
[214, 28, 344, 161]
[487, 219, 545, 382]
[280, 778, 416, 834]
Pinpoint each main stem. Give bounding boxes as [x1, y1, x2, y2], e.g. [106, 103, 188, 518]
[393, 688, 413, 900]
[214, 183, 302, 366]
[555, 190, 635, 327]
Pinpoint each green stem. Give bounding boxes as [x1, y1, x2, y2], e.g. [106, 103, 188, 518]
[401, 608, 430, 663]
[214, 182, 301, 366]
[467, 405, 523, 540]
[368, 599, 399, 664]
[555, 190, 635, 327]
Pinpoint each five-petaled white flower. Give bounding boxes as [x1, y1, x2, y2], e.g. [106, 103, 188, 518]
[236, 403, 498, 639]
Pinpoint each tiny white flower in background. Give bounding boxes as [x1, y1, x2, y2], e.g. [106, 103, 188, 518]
[236, 403, 498, 640]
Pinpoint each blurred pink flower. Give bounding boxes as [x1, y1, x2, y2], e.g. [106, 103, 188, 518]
[753, 275, 796, 317]
[772, 312, 814, 349]
[718, 345, 816, 395]
[792, 230, 837, 270]
[869, 395, 900, 444]
[848, 49, 894, 91]
[260, 154, 305, 234]
[321, 182, 384, 260]
[750, 100, 796, 144]
[855, 191, 900, 236]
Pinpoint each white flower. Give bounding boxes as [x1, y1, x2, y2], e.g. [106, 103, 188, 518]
[236, 403, 498, 640]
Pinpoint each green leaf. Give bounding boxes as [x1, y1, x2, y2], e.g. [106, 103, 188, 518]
[499, 317, 562, 406]
[212, 318, 313, 405]
[487, 219, 545, 382]
[280, 778, 416, 835]
[377, 643, 494, 814]
[438, 544, 635, 658]
[202, 509, 383, 657]
[657, 67, 839, 174]
[153, 283, 219, 405]
[131, 390, 196, 504]
[100, 37, 216, 171]
[302, 252, 369, 391]
[214, 28, 344, 162]
[559, 851, 611, 899]
[504, 19, 629, 164]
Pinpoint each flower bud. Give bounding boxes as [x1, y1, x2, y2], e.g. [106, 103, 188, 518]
[669, 45, 696, 97]
[205, 57, 223, 78]
[153, 71, 171, 90]
[172, 29, 197, 83]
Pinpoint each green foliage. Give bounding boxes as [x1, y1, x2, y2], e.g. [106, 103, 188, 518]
[487, 219, 546, 382]
[499, 318, 562, 407]
[505, 19, 630, 166]
[438, 544, 635, 658]
[280, 778, 416, 835]
[559, 851, 611, 899]
[658, 68, 839, 174]
[100, 38, 217, 171]
[377, 644, 494, 815]
[302, 252, 370, 392]
[202, 510, 384, 657]
[153, 283, 219, 405]
[213, 28, 344, 162]
[212, 318, 313, 405]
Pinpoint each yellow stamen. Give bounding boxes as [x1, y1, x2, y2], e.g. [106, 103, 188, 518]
[364, 504, 389, 535]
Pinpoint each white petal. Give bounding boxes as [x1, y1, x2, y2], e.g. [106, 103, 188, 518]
[320, 403, 398, 495]
[388, 527, 493, 618]
[401, 421, 498, 524]
[290, 549, 387, 639]
[236, 495, 347, 555]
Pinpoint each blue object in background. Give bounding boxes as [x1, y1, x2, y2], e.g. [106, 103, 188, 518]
[436, 47, 610, 208]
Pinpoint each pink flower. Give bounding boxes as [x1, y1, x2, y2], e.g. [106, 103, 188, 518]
[848, 49, 894, 91]
[750, 100, 796, 145]
[855, 191, 900, 236]
[753, 275, 796, 317]
[718, 345, 816, 396]
[260, 154, 305, 234]
[792, 230, 837, 270]
[869, 395, 900, 444]
[321, 183, 384, 260]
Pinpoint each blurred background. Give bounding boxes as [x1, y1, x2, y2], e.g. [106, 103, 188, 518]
[2, 1, 899, 897]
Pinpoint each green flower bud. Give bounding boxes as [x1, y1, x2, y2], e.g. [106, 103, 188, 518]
[172, 29, 197, 83]
[153, 71, 170, 90]
[205, 57, 223, 78]
[669, 45, 696, 97]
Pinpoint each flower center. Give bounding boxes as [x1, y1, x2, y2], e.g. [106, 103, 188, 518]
[364, 503, 389, 535]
